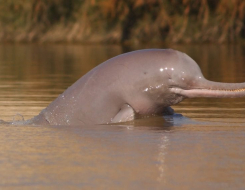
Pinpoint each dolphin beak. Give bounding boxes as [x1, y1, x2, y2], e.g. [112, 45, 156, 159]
[169, 79, 245, 98]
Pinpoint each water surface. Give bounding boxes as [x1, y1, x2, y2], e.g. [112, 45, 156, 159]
[0, 44, 245, 189]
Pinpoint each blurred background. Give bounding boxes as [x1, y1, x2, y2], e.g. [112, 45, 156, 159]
[1, 0, 245, 44]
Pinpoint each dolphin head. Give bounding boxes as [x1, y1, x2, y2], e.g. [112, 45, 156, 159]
[167, 50, 245, 99]
[133, 49, 245, 113]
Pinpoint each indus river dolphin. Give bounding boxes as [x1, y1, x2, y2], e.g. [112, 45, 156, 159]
[27, 49, 245, 125]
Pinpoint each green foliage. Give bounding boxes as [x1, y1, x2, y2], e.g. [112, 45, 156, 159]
[0, 0, 32, 27]
[0, 0, 245, 43]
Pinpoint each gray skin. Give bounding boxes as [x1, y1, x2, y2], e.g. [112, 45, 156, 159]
[28, 49, 245, 125]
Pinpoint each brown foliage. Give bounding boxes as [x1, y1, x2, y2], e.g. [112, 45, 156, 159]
[1, 0, 245, 43]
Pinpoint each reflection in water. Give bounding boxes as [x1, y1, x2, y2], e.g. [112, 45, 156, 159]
[0, 44, 245, 189]
[157, 134, 169, 183]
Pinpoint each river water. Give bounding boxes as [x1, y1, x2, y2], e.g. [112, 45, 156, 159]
[0, 44, 245, 189]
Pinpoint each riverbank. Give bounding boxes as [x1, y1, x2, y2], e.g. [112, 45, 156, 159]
[1, 0, 245, 44]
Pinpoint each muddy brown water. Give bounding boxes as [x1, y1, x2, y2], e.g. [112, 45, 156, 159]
[0, 44, 245, 189]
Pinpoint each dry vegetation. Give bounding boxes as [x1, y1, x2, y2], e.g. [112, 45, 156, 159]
[0, 0, 245, 43]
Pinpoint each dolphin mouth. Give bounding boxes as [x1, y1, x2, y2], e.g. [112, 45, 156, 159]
[169, 87, 245, 98]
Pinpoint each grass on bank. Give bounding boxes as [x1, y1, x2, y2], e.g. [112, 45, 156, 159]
[0, 0, 245, 43]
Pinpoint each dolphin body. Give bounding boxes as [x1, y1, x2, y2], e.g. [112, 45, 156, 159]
[28, 49, 245, 125]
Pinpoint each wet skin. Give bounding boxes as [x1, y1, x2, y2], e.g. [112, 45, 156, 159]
[28, 49, 245, 125]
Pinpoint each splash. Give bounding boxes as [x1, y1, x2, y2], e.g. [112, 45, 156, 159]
[11, 113, 26, 125]
[0, 113, 27, 125]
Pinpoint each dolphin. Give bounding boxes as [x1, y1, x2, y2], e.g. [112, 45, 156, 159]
[27, 49, 245, 125]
